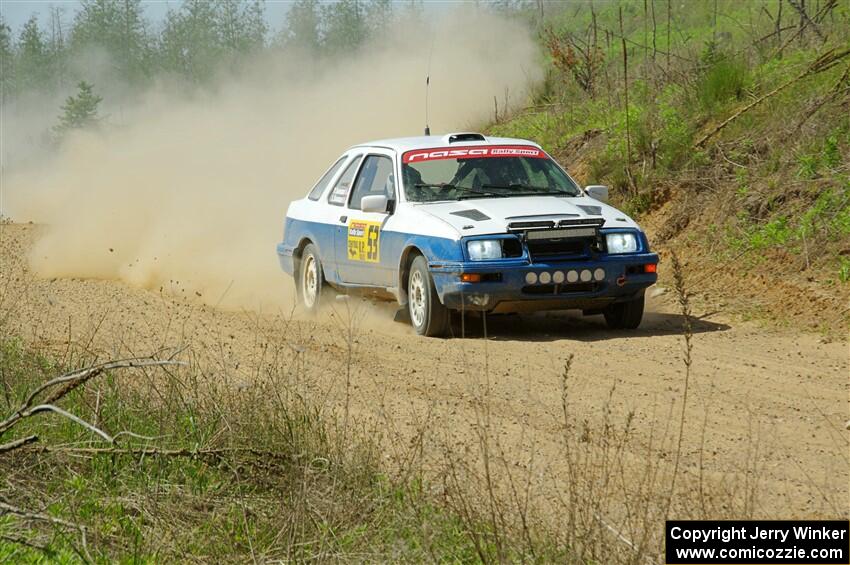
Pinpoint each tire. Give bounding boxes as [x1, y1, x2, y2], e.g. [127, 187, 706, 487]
[603, 294, 645, 329]
[407, 255, 450, 337]
[296, 243, 325, 314]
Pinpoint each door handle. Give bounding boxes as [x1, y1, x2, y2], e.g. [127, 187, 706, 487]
[339, 216, 347, 223]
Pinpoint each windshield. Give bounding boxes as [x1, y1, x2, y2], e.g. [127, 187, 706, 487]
[401, 145, 581, 202]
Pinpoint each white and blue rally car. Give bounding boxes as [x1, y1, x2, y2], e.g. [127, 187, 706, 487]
[277, 133, 658, 336]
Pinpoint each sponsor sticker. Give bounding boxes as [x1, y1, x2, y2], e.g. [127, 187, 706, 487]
[347, 220, 381, 262]
[402, 145, 546, 163]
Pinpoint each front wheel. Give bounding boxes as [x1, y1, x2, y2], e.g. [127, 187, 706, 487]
[408, 256, 450, 337]
[296, 243, 325, 314]
[603, 294, 645, 329]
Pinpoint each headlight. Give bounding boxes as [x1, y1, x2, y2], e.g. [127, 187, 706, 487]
[605, 232, 638, 254]
[467, 240, 503, 261]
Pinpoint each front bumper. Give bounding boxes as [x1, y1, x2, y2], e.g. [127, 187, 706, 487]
[430, 253, 658, 313]
[277, 243, 296, 276]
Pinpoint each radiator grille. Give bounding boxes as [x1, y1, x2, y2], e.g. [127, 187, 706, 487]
[526, 238, 588, 261]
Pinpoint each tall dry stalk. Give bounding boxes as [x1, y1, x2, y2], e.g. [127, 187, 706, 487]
[619, 6, 633, 190]
[665, 250, 693, 521]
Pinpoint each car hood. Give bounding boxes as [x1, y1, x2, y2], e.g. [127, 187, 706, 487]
[412, 195, 639, 237]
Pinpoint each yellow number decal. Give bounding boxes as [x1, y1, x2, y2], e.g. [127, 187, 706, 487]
[347, 220, 381, 263]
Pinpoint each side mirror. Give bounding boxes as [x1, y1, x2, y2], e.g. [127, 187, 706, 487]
[585, 185, 609, 203]
[361, 194, 389, 213]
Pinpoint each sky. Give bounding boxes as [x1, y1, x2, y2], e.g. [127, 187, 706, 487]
[0, 0, 295, 32]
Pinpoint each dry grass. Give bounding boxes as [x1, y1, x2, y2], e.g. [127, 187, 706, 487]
[1, 244, 845, 564]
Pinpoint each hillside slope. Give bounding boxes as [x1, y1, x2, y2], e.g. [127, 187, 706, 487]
[489, 0, 850, 332]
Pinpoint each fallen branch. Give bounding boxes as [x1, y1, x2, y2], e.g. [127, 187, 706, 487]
[0, 357, 186, 439]
[0, 501, 93, 563]
[0, 501, 81, 531]
[0, 435, 37, 455]
[695, 47, 850, 148]
[26, 405, 115, 443]
[791, 63, 850, 135]
[0, 533, 51, 554]
[21, 445, 296, 462]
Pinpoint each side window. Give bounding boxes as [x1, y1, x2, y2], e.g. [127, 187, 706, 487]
[348, 155, 394, 210]
[328, 155, 363, 206]
[308, 157, 347, 200]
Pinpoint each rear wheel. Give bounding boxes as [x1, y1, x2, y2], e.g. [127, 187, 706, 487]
[603, 294, 645, 329]
[408, 256, 450, 337]
[297, 243, 324, 314]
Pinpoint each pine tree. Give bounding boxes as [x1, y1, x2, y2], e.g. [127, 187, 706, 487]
[322, 0, 366, 54]
[54, 81, 103, 135]
[216, 0, 266, 55]
[71, 0, 150, 83]
[218, 0, 248, 53]
[279, 0, 320, 51]
[0, 16, 14, 99]
[160, 0, 222, 82]
[243, 0, 268, 51]
[17, 15, 50, 92]
[48, 7, 69, 91]
[365, 0, 393, 37]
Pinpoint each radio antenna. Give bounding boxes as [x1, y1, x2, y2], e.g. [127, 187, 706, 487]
[424, 38, 434, 136]
[424, 75, 430, 136]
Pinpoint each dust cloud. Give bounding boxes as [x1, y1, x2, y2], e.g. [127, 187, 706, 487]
[4, 10, 540, 312]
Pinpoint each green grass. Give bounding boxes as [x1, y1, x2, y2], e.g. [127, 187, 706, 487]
[839, 257, 850, 283]
[0, 338, 564, 562]
[696, 50, 751, 113]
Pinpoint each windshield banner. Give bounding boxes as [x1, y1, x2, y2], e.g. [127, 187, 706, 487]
[403, 145, 546, 163]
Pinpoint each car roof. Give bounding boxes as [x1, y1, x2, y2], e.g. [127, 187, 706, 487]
[348, 132, 543, 154]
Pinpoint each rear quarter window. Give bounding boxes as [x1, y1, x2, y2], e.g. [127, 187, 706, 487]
[328, 155, 363, 206]
[308, 157, 347, 201]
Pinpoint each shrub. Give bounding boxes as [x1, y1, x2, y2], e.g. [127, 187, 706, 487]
[696, 55, 750, 113]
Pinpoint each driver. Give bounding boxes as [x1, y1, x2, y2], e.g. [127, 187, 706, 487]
[451, 157, 519, 188]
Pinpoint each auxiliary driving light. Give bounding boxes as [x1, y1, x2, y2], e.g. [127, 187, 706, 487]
[567, 270, 578, 283]
[539, 272, 552, 284]
[525, 272, 538, 284]
[593, 268, 605, 281]
[553, 271, 565, 284]
[580, 269, 592, 282]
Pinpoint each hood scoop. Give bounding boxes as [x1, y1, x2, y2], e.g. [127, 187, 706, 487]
[577, 205, 603, 215]
[451, 209, 490, 221]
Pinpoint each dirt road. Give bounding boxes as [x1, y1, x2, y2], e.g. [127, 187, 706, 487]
[1, 223, 847, 526]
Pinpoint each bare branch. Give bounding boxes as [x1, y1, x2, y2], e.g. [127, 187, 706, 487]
[0, 358, 186, 438]
[0, 501, 80, 529]
[112, 430, 167, 442]
[31, 358, 186, 408]
[21, 445, 295, 461]
[786, 0, 825, 41]
[0, 501, 93, 563]
[0, 435, 38, 454]
[27, 405, 115, 443]
[695, 47, 850, 147]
